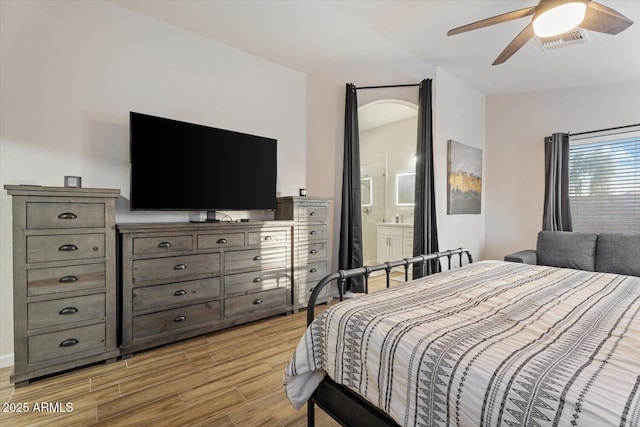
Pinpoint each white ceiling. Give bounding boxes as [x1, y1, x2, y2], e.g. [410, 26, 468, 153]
[114, 0, 640, 95]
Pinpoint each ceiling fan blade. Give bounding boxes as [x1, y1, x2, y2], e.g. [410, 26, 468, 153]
[492, 23, 535, 65]
[580, 2, 633, 35]
[447, 6, 536, 36]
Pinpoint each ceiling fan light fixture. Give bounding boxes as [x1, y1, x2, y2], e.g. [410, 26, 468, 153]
[532, 2, 588, 37]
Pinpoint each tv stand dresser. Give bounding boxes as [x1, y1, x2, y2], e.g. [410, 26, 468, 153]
[117, 221, 294, 356]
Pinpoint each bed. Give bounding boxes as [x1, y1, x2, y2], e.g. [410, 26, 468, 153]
[284, 251, 640, 427]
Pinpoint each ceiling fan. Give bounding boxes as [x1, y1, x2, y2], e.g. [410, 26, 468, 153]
[447, 0, 633, 65]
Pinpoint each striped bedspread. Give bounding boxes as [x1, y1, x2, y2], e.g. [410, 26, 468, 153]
[284, 261, 640, 426]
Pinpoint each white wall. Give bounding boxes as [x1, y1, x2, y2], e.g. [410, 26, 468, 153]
[360, 116, 418, 222]
[434, 68, 487, 261]
[484, 82, 640, 261]
[0, 0, 306, 364]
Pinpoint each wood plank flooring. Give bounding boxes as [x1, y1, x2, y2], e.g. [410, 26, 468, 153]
[0, 306, 339, 427]
[0, 274, 402, 427]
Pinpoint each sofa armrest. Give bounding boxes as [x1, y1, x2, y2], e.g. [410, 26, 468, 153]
[504, 250, 537, 265]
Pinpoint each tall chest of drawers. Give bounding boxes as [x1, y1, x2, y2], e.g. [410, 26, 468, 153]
[275, 197, 333, 309]
[4, 185, 120, 386]
[118, 221, 293, 356]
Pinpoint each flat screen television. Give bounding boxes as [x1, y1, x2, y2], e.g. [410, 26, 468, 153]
[129, 112, 277, 212]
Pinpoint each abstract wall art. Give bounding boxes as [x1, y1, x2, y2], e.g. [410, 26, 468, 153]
[447, 140, 482, 214]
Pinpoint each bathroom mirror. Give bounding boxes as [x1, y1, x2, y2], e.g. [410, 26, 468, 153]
[361, 177, 373, 207]
[396, 172, 415, 206]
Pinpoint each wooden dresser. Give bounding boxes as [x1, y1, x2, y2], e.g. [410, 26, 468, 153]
[4, 185, 120, 387]
[275, 197, 332, 309]
[118, 221, 293, 356]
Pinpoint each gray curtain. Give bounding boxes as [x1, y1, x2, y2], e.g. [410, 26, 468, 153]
[338, 83, 364, 292]
[413, 79, 439, 277]
[542, 132, 573, 231]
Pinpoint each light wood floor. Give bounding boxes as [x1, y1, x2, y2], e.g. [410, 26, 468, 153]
[0, 306, 340, 427]
[0, 274, 402, 427]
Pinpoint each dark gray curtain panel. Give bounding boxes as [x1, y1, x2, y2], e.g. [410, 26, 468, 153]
[338, 83, 364, 292]
[542, 132, 573, 231]
[413, 79, 439, 277]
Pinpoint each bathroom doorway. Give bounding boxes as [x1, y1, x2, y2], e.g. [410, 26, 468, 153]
[359, 99, 418, 265]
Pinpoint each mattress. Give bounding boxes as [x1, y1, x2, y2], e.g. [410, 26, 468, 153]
[284, 260, 640, 426]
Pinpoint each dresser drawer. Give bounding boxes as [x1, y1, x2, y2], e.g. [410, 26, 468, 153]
[26, 202, 105, 230]
[224, 268, 290, 295]
[247, 230, 289, 246]
[27, 263, 105, 296]
[133, 277, 221, 312]
[26, 233, 105, 263]
[29, 323, 106, 364]
[132, 302, 221, 339]
[224, 288, 288, 318]
[296, 205, 328, 223]
[132, 253, 220, 284]
[298, 281, 330, 305]
[133, 235, 193, 255]
[224, 246, 288, 271]
[299, 242, 327, 261]
[28, 293, 106, 330]
[197, 233, 245, 249]
[298, 260, 328, 282]
[297, 225, 327, 243]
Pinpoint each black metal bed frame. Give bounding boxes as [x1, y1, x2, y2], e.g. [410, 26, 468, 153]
[304, 248, 473, 426]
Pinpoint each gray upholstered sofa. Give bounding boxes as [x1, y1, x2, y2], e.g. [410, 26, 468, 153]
[505, 231, 640, 277]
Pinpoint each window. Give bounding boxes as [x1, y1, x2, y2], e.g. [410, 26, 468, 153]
[569, 126, 640, 233]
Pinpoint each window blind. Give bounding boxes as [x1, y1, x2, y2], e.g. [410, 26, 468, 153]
[569, 126, 640, 233]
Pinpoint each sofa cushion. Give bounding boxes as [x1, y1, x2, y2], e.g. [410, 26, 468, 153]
[595, 233, 640, 277]
[536, 231, 598, 271]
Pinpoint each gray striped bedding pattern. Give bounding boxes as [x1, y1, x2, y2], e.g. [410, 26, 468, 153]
[284, 261, 640, 426]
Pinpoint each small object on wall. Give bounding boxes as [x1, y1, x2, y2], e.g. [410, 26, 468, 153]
[64, 176, 82, 188]
[299, 188, 307, 197]
[447, 140, 482, 214]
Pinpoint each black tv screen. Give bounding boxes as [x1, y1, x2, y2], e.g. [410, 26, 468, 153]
[130, 112, 277, 211]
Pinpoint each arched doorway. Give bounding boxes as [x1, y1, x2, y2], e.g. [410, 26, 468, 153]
[358, 99, 418, 264]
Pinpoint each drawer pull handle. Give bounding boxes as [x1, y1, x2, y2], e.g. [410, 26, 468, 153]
[158, 241, 172, 248]
[253, 299, 263, 305]
[310, 231, 317, 236]
[217, 238, 228, 244]
[264, 235, 272, 241]
[174, 290, 187, 296]
[310, 268, 317, 273]
[174, 264, 187, 270]
[60, 338, 79, 348]
[58, 212, 78, 220]
[253, 277, 263, 283]
[253, 256, 262, 261]
[59, 275, 78, 283]
[174, 316, 187, 322]
[59, 307, 78, 315]
[59, 244, 78, 252]
[309, 212, 316, 216]
[310, 249, 317, 254]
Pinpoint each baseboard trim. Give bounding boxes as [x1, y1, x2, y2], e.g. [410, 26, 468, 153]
[0, 353, 14, 369]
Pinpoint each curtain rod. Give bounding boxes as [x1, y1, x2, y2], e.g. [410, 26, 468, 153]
[356, 83, 420, 90]
[570, 123, 640, 137]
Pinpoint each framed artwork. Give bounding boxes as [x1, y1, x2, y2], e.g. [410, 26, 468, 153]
[447, 140, 482, 214]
